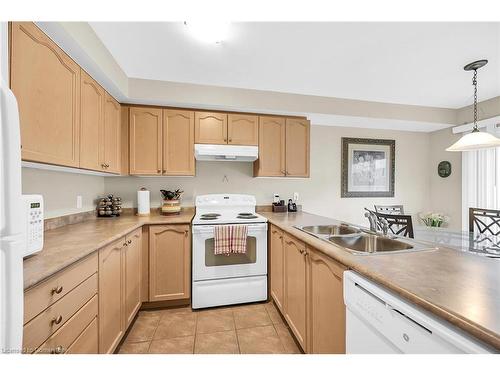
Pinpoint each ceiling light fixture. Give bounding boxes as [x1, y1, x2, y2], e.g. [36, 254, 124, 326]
[184, 21, 230, 44]
[447, 59, 500, 152]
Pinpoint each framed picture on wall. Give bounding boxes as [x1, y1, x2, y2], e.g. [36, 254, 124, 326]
[341, 137, 395, 197]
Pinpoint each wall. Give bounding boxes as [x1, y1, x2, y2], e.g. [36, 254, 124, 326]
[22, 168, 105, 219]
[104, 124, 431, 227]
[428, 128, 463, 230]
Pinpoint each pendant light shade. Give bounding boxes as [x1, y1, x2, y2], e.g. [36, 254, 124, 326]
[446, 129, 500, 151]
[447, 59, 500, 152]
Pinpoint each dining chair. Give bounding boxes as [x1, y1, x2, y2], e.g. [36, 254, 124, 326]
[374, 205, 405, 215]
[469, 207, 500, 236]
[374, 212, 414, 238]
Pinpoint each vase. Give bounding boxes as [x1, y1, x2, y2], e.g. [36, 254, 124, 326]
[161, 199, 181, 215]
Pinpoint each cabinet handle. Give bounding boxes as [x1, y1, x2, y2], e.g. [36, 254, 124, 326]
[279, 235, 283, 239]
[185, 230, 189, 237]
[51, 345, 64, 354]
[299, 249, 305, 254]
[101, 163, 106, 168]
[51, 286, 63, 295]
[157, 169, 161, 173]
[228, 138, 232, 142]
[285, 240, 293, 245]
[127, 239, 132, 244]
[123, 242, 128, 247]
[52, 315, 63, 325]
[106, 164, 110, 168]
[163, 170, 166, 173]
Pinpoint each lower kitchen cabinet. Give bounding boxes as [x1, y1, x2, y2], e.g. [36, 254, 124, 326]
[98, 238, 125, 354]
[98, 229, 142, 354]
[270, 225, 285, 311]
[149, 225, 191, 302]
[308, 248, 346, 354]
[283, 233, 308, 351]
[269, 226, 348, 354]
[123, 228, 142, 328]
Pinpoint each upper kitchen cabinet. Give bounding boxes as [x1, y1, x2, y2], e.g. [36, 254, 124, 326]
[129, 107, 163, 175]
[10, 22, 81, 167]
[79, 70, 104, 172]
[194, 111, 228, 144]
[253, 116, 286, 177]
[227, 114, 259, 145]
[102, 93, 121, 174]
[285, 118, 310, 177]
[254, 116, 310, 177]
[163, 109, 195, 176]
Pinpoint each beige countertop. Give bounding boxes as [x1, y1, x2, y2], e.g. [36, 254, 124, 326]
[261, 211, 500, 351]
[23, 209, 194, 291]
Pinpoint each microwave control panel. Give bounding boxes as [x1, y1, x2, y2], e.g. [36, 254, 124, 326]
[22, 194, 44, 257]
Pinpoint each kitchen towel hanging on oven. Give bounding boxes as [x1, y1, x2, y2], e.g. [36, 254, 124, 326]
[214, 225, 248, 255]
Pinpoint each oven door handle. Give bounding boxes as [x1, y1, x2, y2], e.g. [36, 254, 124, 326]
[192, 223, 267, 235]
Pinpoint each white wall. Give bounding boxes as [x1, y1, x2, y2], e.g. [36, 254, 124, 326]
[105, 124, 431, 227]
[22, 168, 105, 219]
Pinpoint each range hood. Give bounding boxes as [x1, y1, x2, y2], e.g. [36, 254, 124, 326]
[195, 144, 258, 162]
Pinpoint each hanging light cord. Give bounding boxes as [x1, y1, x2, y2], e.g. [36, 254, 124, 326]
[472, 69, 479, 132]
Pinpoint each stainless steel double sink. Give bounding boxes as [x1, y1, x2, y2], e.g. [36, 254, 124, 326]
[295, 224, 435, 255]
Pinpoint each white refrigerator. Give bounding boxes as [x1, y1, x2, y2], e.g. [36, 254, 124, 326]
[0, 81, 25, 353]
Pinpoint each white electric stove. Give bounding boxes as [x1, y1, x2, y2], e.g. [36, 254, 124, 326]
[192, 194, 268, 309]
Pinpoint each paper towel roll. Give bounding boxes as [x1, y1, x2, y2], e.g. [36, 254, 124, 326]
[137, 188, 150, 216]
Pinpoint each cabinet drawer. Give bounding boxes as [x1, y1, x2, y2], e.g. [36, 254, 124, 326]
[35, 294, 98, 354]
[23, 273, 98, 352]
[65, 317, 98, 354]
[24, 253, 98, 324]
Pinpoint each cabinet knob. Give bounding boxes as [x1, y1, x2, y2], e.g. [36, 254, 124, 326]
[106, 164, 110, 168]
[228, 138, 232, 142]
[51, 285, 63, 295]
[163, 170, 166, 173]
[127, 239, 132, 244]
[123, 242, 128, 247]
[52, 345, 64, 354]
[52, 315, 63, 325]
[299, 249, 304, 254]
[101, 163, 106, 168]
[157, 169, 161, 173]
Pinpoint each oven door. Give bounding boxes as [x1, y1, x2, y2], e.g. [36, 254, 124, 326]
[192, 223, 268, 281]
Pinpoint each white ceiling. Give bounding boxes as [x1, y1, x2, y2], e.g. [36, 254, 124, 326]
[89, 22, 500, 109]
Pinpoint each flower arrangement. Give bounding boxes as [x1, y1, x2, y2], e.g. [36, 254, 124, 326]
[419, 212, 449, 227]
[160, 189, 184, 201]
[160, 189, 184, 215]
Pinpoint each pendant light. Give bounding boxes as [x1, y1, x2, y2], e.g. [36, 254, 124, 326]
[447, 59, 500, 152]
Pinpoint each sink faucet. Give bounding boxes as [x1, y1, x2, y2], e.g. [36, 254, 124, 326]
[364, 208, 389, 236]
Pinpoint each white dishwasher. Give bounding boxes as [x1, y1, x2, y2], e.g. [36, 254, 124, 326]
[343, 271, 495, 354]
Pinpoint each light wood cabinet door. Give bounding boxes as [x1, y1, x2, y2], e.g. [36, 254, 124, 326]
[79, 70, 104, 171]
[227, 114, 259, 145]
[98, 238, 125, 354]
[253, 116, 286, 177]
[270, 225, 285, 312]
[308, 248, 346, 354]
[194, 111, 228, 144]
[124, 229, 142, 329]
[163, 109, 195, 176]
[149, 225, 191, 302]
[10, 22, 81, 167]
[284, 233, 307, 351]
[129, 107, 163, 175]
[285, 118, 310, 177]
[103, 92, 121, 174]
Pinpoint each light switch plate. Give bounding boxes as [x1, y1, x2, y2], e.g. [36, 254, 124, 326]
[76, 195, 83, 209]
[293, 192, 299, 202]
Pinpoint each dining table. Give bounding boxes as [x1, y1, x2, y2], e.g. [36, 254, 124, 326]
[413, 225, 500, 258]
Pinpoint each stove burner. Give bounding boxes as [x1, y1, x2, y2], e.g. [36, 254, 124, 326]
[238, 213, 254, 216]
[237, 215, 258, 219]
[201, 213, 221, 218]
[200, 216, 218, 220]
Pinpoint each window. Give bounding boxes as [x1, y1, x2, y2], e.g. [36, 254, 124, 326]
[462, 147, 500, 231]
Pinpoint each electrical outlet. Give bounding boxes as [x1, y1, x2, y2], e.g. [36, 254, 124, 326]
[76, 195, 83, 209]
[293, 192, 299, 202]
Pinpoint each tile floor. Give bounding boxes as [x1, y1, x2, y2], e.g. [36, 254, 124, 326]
[117, 301, 302, 354]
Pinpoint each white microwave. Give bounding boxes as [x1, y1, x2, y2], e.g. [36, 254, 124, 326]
[22, 194, 44, 257]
